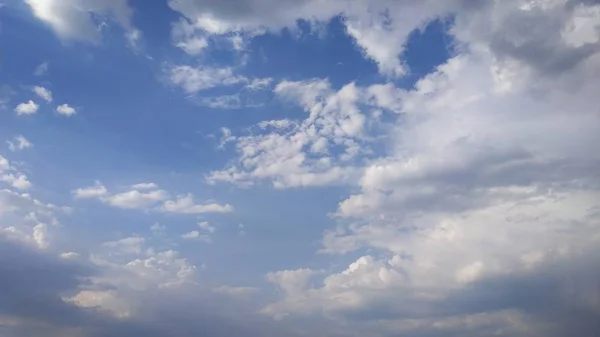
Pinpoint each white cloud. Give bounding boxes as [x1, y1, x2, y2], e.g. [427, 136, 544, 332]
[181, 230, 211, 243]
[257, 2, 600, 332]
[0, 156, 32, 190]
[0, 188, 62, 249]
[24, 0, 140, 45]
[105, 189, 168, 210]
[208, 79, 389, 188]
[166, 0, 452, 77]
[130, 182, 158, 190]
[246, 78, 273, 90]
[213, 285, 257, 296]
[73, 181, 167, 210]
[33, 86, 53, 102]
[161, 194, 233, 214]
[7, 135, 33, 152]
[14, 100, 39, 115]
[181, 230, 200, 239]
[150, 222, 166, 234]
[34, 62, 48, 76]
[60, 251, 80, 259]
[73, 181, 108, 199]
[197, 94, 242, 109]
[2, 174, 33, 190]
[103, 236, 145, 255]
[73, 182, 232, 214]
[198, 221, 216, 234]
[56, 103, 77, 116]
[169, 65, 247, 94]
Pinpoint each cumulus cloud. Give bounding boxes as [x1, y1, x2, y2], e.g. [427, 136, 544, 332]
[56, 104, 77, 116]
[169, 65, 248, 94]
[160, 194, 233, 214]
[254, 1, 600, 336]
[1, 155, 32, 190]
[72, 182, 232, 214]
[73, 181, 108, 199]
[33, 86, 53, 102]
[207, 78, 399, 188]
[5, 1, 600, 337]
[14, 100, 39, 115]
[7, 135, 33, 152]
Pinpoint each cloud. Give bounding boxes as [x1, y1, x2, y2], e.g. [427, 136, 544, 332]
[169, 65, 248, 94]
[166, 0, 453, 77]
[102, 236, 145, 255]
[14, 100, 39, 115]
[105, 190, 169, 210]
[56, 104, 77, 116]
[73, 182, 232, 214]
[33, 86, 53, 102]
[1, 155, 32, 190]
[7, 135, 33, 152]
[213, 285, 258, 296]
[196, 94, 242, 109]
[73, 181, 166, 210]
[254, 1, 600, 335]
[207, 79, 397, 188]
[131, 183, 159, 190]
[160, 194, 233, 214]
[24, 0, 140, 45]
[198, 221, 216, 234]
[246, 78, 273, 91]
[73, 181, 108, 199]
[34, 62, 49, 76]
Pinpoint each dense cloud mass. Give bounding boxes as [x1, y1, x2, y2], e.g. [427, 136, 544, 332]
[2, 0, 600, 336]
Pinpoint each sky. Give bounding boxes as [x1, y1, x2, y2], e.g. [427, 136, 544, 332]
[0, 0, 599, 336]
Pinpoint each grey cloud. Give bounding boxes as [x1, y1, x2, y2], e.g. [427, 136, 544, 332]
[0, 238, 301, 337]
[0, 237, 96, 327]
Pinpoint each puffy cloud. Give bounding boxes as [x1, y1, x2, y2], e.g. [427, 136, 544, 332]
[7, 135, 33, 152]
[160, 194, 233, 214]
[0, 188, 64, 249]
[197, 221, 216, 234]
[33, 86, 53, 102]
[181, 230, 201, 239]
[73, 182, 232, 214]
[208, 78, 402, 188]
[14, 100, 39, 115]
[131, 183, 159, 190]
[1, 155, 32, 190]
[24, 0, 141, 46]
[166, 0, 455, 77]
[73, 181, 108, 199]
[56, 103, 77, 116]
[169, 65, 247, 94]
[105, 189, 169, 210]
[102, 236, 146, 255]
[251, 1, 600, 335]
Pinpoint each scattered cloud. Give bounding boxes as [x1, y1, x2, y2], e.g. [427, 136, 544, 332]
[160, 194, 233, 214]
[7, 135, 33, 152]
[73, 182, 233, 214]
[33, 86, 53, 102]
[14, 100, 39, 115]
[169, 65, 247, 94]
[34, 61, 49, 76]
[73, 181, 108, 199]
[56, 103, 76, 116]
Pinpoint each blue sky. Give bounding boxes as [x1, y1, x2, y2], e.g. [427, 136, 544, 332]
[1, 1, 600, 337]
